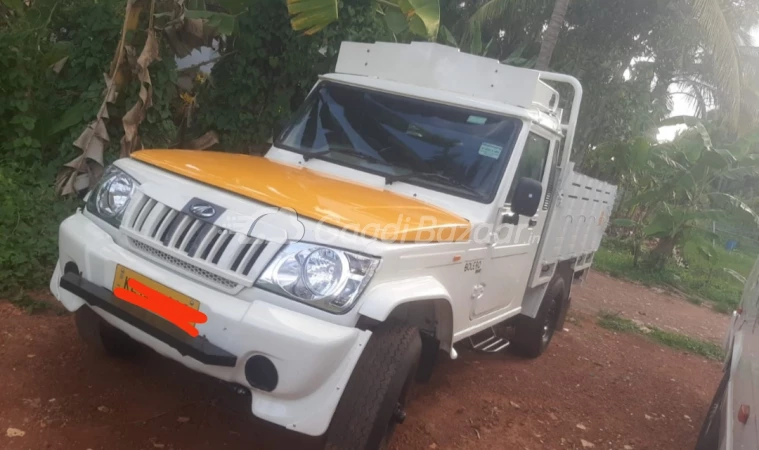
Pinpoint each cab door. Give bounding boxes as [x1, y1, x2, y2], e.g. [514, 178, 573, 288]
[471, 129, 556, 319]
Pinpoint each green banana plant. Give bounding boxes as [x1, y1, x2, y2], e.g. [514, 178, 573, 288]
[286, 0, 439, 40]
[608, 116, 759, 268]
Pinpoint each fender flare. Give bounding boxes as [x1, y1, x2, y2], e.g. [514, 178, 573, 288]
[358, 277, 455, 350]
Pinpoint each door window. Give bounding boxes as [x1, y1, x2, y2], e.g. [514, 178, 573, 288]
[506, 133, 551, 204]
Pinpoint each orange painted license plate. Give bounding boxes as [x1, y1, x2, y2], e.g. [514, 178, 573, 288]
[112, 265, 203, 335]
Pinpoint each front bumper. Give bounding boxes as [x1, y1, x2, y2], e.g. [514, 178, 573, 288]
[50, 212, 371, 436]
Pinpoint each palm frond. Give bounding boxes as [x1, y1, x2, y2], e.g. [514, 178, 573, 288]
[461, 0, 526, 50]
[674, 83, 710, 119]
[692, 0, 742, 129]
[739, 46, 759, 81]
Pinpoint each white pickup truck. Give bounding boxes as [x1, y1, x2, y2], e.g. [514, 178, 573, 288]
[50, 41, 616, 449]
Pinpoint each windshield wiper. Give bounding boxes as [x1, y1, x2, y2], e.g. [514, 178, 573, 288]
[303, 147, 386, 164]
[386, 171, 485, 199]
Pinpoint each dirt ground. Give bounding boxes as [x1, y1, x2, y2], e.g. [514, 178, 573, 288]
[0, 272, 728, 450]
[574, 271, 730, 343]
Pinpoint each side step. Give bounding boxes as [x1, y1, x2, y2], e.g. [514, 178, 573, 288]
[469, 327, 510, 353]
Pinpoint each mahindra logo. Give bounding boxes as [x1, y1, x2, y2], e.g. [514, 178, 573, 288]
[189, 203, 216, 218]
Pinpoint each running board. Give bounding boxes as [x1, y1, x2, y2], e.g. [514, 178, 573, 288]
[469, 327, 510, 353]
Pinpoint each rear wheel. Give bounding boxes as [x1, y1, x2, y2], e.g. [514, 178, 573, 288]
[325, 320, 421, 450]
[511, 277, 565, 358]
[75, 307, 141, 357]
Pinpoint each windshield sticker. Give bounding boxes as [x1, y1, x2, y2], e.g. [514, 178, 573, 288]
[478, 143, 502, 159]
[467, 115, 487, 125]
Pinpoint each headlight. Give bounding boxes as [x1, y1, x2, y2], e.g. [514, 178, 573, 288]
[255, 242, 380, 314]
[86, 165, 138, 227]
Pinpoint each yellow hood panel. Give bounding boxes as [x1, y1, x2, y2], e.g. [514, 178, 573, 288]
[131, 150, 471, 243]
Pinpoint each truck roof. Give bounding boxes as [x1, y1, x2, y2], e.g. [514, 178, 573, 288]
[333, 42, 565, 136]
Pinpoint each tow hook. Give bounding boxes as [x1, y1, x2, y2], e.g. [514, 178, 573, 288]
[392, 403, 406, 424]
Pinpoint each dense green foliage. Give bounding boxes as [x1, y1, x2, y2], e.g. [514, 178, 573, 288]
[197, 0, 383, 149]
[594, 237, 754, 311]
[0, 0, 124, 295]
[1, 0, 758, 300]
[0, 0, 382, 296]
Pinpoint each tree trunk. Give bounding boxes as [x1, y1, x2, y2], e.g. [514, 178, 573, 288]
[648, 236, 677, 269]
[535, 0, 571, 71]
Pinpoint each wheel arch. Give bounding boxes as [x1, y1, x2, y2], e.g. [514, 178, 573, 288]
[358, 277, 454, 352]
[520, 259, 574, 319]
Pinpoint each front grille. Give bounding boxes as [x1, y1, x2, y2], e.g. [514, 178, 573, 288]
[121, 193, 269, 289]
[130, 239, 239, 289]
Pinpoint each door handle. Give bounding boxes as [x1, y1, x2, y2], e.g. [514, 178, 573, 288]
[502, 212, 519, 225]
[528, 218, 537, 227]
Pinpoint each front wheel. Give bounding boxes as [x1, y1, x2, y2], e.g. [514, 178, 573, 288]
[511, 277, 565, 358]
[75, 306, 141, 357]
[325, 320, 421, 450]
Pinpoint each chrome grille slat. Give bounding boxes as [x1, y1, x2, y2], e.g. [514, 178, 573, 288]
[130, 239, 237, 289]
[155, 209, 177, 242]
[155, 209, 179, 245]
[243, 242, 268, 275]
[135, 199, 156, 231]
[142, 204, 168, 237]
[217, 235, 249, 270]
[193, 224, 218, 258]
[207, 229, 230, 262]
[160, 213, 183, 245]
[129, 195, 150, 228]
[168, 215, 192, 248]
[122, 193, 272, 290]
[211, 233, 234, 264]
[150, 207, 172, 238]
[179, 220, 203, 252]
[231, 242, 253, 272]
[237, 240, 262, 274]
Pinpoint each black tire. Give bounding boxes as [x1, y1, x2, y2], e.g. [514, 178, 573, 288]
[511, 277, 565, 358]
[325, 320, 421, 450]
[415, 333, 439, 383]
[75, 306, 141, 357]
[695, 370, 728, 450]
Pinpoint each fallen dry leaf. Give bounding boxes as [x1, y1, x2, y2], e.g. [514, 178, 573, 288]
[185, 130, 219, 150]
[6, 427, 25, 437]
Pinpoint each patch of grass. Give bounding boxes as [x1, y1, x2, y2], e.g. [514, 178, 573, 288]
[0, 165, 79, 297]
[684, 295, 703, 306]
[593, 238, 751, 313]
[597, 312, 724, 361]
[648, 328, 724, 361]
[9, 293, 51, 314]
[712, 303, 733, 314]
[597, 311, 639, 333]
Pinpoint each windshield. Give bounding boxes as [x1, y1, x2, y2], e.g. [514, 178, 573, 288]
[276, 82, 523, 203]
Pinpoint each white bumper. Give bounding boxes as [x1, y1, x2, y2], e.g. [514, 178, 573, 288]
[50, 212, 370, 436]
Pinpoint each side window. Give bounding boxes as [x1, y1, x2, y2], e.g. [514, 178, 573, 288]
[506, 133, 551, 204]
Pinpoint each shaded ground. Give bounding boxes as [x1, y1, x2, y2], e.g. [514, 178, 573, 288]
[573, 271, 730, 344]
[0, 274, 726, 449]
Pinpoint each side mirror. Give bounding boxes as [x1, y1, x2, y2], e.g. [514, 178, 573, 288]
[511, 177, 542, 217]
